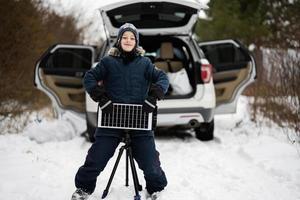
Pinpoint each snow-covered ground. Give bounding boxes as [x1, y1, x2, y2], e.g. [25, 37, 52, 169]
[0, 96, 300, 200]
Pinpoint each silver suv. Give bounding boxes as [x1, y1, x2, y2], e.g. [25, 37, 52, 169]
[34, 0, 256, 142]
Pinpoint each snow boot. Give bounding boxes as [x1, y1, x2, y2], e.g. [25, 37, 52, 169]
[71, 188, 90, 200]
[150, 192, 162, 200]
[146, 191, 163, 200]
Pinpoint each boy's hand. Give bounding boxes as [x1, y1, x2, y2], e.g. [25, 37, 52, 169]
[142, 84, 164, 113]
[89, 85, 106, 102]
[89, 85, 113, 113]
[142, 96, 157, 113]
[99, 96, 113, 113]
[149, 84, 164, 100]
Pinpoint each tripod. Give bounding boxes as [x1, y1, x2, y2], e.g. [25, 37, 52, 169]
[102, 130, 143, 200]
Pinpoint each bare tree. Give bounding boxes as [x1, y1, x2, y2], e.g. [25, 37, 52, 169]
[0, 0, 83, 117]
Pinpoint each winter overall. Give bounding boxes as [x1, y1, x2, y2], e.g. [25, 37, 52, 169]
[74, 23, 169, 196]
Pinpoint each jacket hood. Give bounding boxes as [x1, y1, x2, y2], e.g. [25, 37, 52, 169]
[108, 46, 145, 57]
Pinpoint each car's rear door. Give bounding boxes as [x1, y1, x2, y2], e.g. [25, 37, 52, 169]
[198, 39, 256, 114]
[34, 44, 95, 116]
[99, 0, 208, 37]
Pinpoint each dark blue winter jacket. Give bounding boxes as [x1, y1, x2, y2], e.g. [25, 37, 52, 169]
[83, 47, 169, 104]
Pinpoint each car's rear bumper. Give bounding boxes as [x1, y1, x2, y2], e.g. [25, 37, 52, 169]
[157, 107, 214, 127]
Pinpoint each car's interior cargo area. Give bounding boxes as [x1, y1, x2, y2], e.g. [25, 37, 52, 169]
[140, 36, 196, 99]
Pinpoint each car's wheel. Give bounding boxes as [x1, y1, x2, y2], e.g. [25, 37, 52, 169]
[86, 121, 96, 143]
[195, 119, 214, 141]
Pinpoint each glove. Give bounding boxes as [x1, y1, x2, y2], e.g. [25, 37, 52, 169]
[142, 84, 164, 113]
[89, 86, 113, 113]
[148, 84, 164, 100]
[99, 95, 113, 114]
[142, 96, 157, 113]
[89, 85, 106, 102]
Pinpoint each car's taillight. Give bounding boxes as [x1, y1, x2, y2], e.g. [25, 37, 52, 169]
[201, 64, 212, 83]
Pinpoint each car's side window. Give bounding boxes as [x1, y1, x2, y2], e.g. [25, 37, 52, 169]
[200, 42, 250, 72]
[45, 48, 92, 70]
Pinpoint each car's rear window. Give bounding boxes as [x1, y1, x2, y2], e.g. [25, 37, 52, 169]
[107, 2, 197, 28]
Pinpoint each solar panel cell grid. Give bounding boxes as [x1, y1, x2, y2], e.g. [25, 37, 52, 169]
[97, 103, 153, 131]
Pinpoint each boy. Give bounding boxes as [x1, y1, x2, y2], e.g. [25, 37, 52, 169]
[71, 23, 169, 200]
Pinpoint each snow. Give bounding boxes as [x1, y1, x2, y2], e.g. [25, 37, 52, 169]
[0, 96, 300, 200]
[23, 111, 86, 143]
[248, 44, 256, 51]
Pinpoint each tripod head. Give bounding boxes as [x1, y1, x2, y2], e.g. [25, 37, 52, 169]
[120, 130, 132, 145]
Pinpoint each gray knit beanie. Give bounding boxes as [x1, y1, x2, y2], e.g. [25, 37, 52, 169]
[116, 23, 139, 47]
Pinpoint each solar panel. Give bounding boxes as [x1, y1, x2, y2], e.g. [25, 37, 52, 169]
[97, 103, 154, 131]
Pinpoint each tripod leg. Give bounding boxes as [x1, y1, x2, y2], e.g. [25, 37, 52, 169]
[125, 149, 129, 186]
[127, 148, 142, 191]
[126, 148, 142, 190]
[131, 153, 143, 191]
[102, 146, 125, 199]
[128, 147, 141, 200]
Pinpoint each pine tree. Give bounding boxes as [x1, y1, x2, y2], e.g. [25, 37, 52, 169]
[262, 0, 300, 48]
[195, 0, 300, 48]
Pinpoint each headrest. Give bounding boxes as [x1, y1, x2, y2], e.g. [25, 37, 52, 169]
[160, 42, 174, 59]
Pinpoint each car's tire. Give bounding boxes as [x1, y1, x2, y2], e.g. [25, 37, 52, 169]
[195, 119, 214, 141]
[86, 121, 96, 143]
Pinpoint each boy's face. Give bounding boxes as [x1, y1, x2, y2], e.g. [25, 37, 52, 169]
[120, 31, 136, 52]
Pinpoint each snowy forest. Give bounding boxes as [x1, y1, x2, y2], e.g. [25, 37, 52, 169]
[0, 0, 300, 200]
